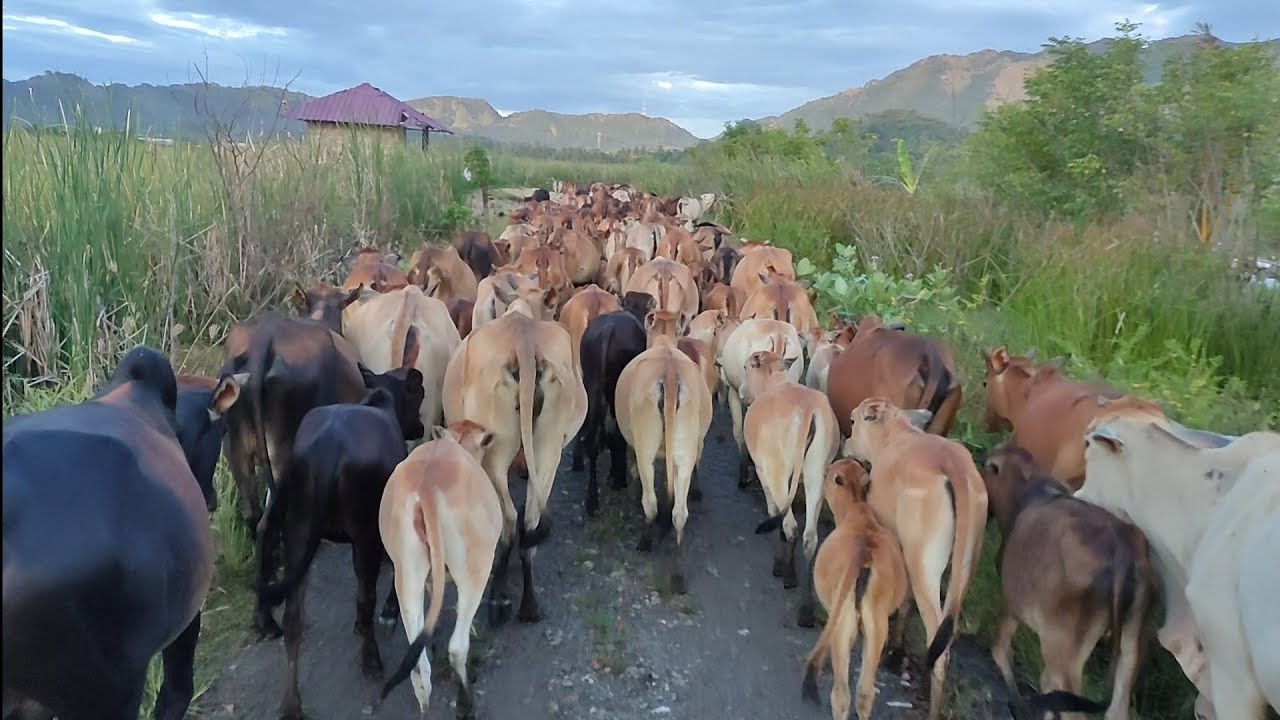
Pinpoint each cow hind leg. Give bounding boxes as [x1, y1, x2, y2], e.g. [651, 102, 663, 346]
[829, 605, 860, 720]
[606, 420, 629, 491]
[450, 573, 486, 720]
[154, 611, 202, 720]
[636, 449, 661, 553]
[352, 540, 385, 679]
[857, 598, 890, 720]
[279, 578, 308, 720]
[380, 585, 399, 626]
[516, 547, 541, 623]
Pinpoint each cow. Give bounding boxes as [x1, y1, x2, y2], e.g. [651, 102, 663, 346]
[512, 244, 572, 311]
[742, 349, 841, 626]
[378, 420, 504, 720]
[576, 309, 650, 515]
[625, 256, 700, 321]
[843, 397, 988, 720]
[730, 244, 794, 300]
[1080, 414, 1280, 720]
[603, 247, 648, 298]
[3, 346, 214, 720]
[804, 323, 856, 396]
[701, 281, 746, 320]
[826, 315, 962, 438]
[453, 231, 499, 280]
[559, 283, 621, 375]
[291, 282, 363, 335]
[548, 227, 603, 287]
[343, 284, 461, 433]
[615, 309, 714, 593]
[739, 275, 821, 347]
[407, 245, 480, 307]
[473, 269, 555, 330]
[448, 297, 475, 339]
[716, 318, 805, 487]
[801, 459, 909, 720]
[441, 304, 587, 624]
[982, 444, 1157, 720]
[175, 373, 227, 512]
[983, 346, 1165, 491]
[252, 373, 425, 720]
[341, 248, 408, 293]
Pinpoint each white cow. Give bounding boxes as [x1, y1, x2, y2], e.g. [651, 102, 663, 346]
[677, 193, 718, 228]
[1081, 415, 1280, 720]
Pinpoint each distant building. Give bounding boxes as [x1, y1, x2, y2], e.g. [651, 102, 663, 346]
[284, 82, 453, 151]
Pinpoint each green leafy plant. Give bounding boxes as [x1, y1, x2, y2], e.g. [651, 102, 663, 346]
[463, 145, 493, 212]
[893, 137, 937, 195]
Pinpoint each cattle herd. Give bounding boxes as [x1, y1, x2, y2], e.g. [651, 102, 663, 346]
[3, 180, 1277, 720]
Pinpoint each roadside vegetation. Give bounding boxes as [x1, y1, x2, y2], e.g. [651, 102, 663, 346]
[3, 21, 1276, 719]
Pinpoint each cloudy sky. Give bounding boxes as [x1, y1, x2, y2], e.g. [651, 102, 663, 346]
[3, 0, 1276, 138]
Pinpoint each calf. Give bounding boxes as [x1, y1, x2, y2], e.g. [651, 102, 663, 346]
[377, 420, 504, 720]
[827, 315, 962, 438]
[742, 350, 841, 625]
[575, 310, 648, 511]
[801, 459, 909, 720]
[982, 444, 1156, 720]
[983, 346, 1165, 490]
[843, 398, 988, 720]
[441, 305, 587, 624]
[175, 373, 227, 512]
[3, 347, 214, 720]
[253, 374, 425, 720]
[615, 310, 714, 592]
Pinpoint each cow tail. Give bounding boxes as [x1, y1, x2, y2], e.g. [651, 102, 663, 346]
[919, 341, 952, 421]
[379, 490, 448, 702]
[258, 461, 327, 608]
[661, 359, 680, 510]
[251, 336, 278, 493]
[389, 288, 416, 368]
[926, 464, 985, 670]
[755, 407, 815, 534]
[516, 336, 538, 511]
[803, 539, 870, 704]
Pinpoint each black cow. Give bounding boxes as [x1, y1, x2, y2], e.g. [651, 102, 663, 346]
[576, 309, 649, 516]
[453, 230, 498, 280]
[3, 346, 214, 720]
[254, 379, 424, 720]
[175, 374, 228, 512]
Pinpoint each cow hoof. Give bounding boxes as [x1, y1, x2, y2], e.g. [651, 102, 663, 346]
[378, 613, 398, 627]
[797, 603, 817, 629]
[782, 570, 799, 590]
[585, 497, 600, 517]
[361, 655, 384, 680]
[571, 456, 584, 472]
[610, 476, 628, 491]
[636, 534, 654, 553]
[517, 604, 542, 624]
[771, 557, 786, 578]
[255, 615, 283, 641]
[489, 599, 512, 627]
[279, 700, 304, 720]
[670, 573, 687, 595]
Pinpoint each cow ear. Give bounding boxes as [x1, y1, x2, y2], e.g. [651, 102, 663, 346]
[987, 346, 1011, 373]
[342, 286, 362, 308]
[748, 353, 764, 369]
[1088, 426, 1124, 454]
[542, 286, 560, 311]
[782, 355, 799, 372]
[644, 310, 658, 330]
[477, 429, 496, 451]
[1041, 355, 1068, 373]
[796, 279, 814, 290]
[208, 372, 248, 419]
[290, 285, 308, 309]
[862, 400, 887, 422]
[358, 363, 377, 387]
[677, 312, 691, 336]
[757, 271, 770, 285]
[430, 424, 448, 440]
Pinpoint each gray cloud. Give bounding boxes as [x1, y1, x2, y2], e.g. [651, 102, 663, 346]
[4, 0, 1277, 138]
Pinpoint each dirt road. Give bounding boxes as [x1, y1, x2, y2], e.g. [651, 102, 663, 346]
[196, 406, 1011, 720]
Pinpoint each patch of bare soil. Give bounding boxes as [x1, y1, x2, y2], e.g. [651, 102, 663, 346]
[196, 406, 1013, 720]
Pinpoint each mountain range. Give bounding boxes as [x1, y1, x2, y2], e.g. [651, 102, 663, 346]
[4, 34, 1276, 150]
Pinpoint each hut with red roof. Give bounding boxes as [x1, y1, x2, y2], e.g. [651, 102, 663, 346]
[284, 82, 453, 151]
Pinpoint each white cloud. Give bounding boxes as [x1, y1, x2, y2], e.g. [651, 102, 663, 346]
[147, 11, 287, 40]
[656, 80, 673, 90]
[4, 13, 143, 45]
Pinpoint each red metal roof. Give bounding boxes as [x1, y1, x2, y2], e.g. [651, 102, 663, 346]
[285, 82, 453, 133]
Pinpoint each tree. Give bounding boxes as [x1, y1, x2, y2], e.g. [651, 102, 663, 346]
[463, 146, 493, 214]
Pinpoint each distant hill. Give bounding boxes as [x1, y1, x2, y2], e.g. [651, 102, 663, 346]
[408, 96, 699, 151]
[2, 72, 311, 138]
[761, 35, 1280, 132]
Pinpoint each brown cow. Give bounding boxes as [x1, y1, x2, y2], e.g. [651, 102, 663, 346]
[548, 227, 602, 287]
[701, 282, 746, 320]
[407, 245, 479, 307]
[843, 398, 988, 720]
[453, 231, 499, 280]
[473, 269, 556, 330]
[801, 459, 909, 720]
[826, 315, 961, 438]
[448, 298, 475, 339]
[290, 283, 362, 336]
[615, 310, 713, 593]
[378, 420, 503, 719]
[982, 444, 1157, 720]
[603, 247, 647, 298]
[742, 350, 841, 625]
[740, 275, 820, 343]
[625, 257, 699, 320]
[730, 244, 794, 300]
[513, 244, 571, 309]
[982, 346, 1165, 491]
[559, 283, 621, 372]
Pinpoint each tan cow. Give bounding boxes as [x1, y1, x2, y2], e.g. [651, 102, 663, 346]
[378, 419, 502, 719]
[983, 444, 1157, 720]
[342, 285, 460, 431]
[983, 346, 1165, 491]
[440, 305, 586, 623]
[843, 398, 988, 720]
[805, 323, 857, 396]
[614, 311, 713, 593]
[603, 247, 647, 298]
[513, 244, 571, 309]
[717, 318, 805, 487]
[701, 282, 746, 320]
[1080, 415, 1280, 720]
[625, 257, 699, 323]
[801, 459, 909, 720]
[548, 227, 602, 287]
[559, 284, 621, 371]
[406, 245, 479, 307]
[740, 275, 820, 344]
[826, 315, 962, 438]
[742, 349, 841, 626]
[730, 244, 795, 300]
[685, 309, 726, 346]
[496, 222, 538, 262]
